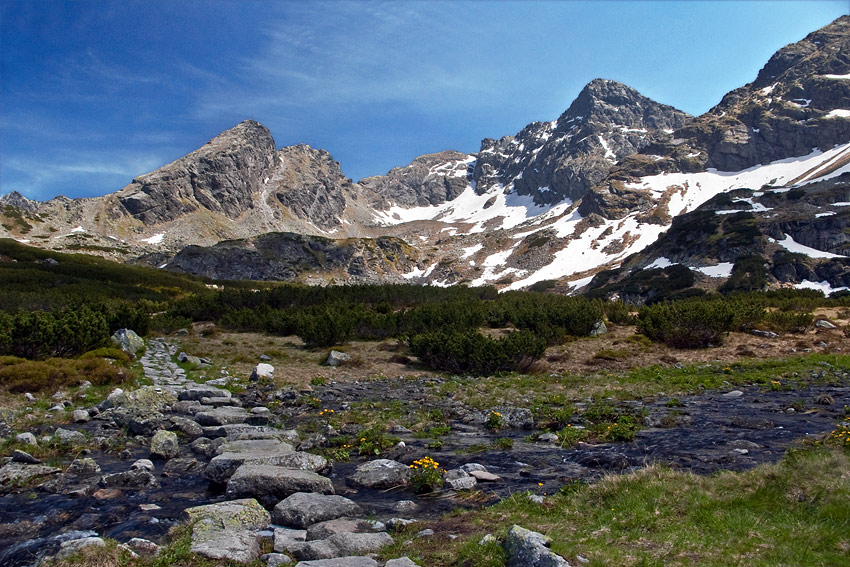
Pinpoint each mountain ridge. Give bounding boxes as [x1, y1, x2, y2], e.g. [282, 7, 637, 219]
[2, 15, 849, 293]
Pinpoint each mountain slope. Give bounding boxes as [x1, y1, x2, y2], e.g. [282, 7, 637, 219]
[2, 16, 849, 292]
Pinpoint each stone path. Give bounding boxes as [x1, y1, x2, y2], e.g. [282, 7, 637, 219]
[139, 338, 190, 393]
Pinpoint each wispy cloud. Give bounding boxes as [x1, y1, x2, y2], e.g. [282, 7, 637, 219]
[192, 1, 501, 120]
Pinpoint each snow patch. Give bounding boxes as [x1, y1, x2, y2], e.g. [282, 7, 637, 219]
[646, 257, 673, 269]
[140, 233, 165, 245]
[71, 226, 86, 233]
[816, 211, 836, 218]
[693, 263, 734, 278]
[771, 233, 846, 259]
[461, 243, 483, 258]
[795, 280, 849, 294]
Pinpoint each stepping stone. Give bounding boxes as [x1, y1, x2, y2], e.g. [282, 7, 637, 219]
[225, 465, 334, 508]
[273, 492, 363, 529]
[205, 450, 326, 484]
[194, 407, 250, 426]
[185, 498, 270, 563]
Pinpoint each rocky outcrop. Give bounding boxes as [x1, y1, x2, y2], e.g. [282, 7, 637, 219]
[273, 145, 352, 230]
[118, 120, 277, 225]
[360, 151, 473, 209]
[165, 232, 419, 283]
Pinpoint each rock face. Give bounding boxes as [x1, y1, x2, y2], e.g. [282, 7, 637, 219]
[118, 120, 277, 225]
[165, 232, 419, 283]
[360, 150, 474, 209]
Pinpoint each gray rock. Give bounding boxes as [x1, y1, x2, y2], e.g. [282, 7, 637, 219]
[169, 415, 204, 437]
[126, 537, 160, 556]
[185, 498, 271, 563]
[99, 469, 160, 490]
[226, 465, 334, 508]
[815, 319, 838, 329]
[273, 492, 363, 529]
[67, 457, 101, 476]
[306, 518, 376, 541]
[264, 552, 294, 566]
[202, 424, 283, 439]
[0, 462, 60, 486]
[177, 352, 202, 366]
[250, 363, 275, 381]
[347, 459, 411, 489]
[179, 387, 232, 402]
[538, 433, 559, 443]
[504, 524, 571, 567]
[490, 406, 534, 429]
[290, 532, 394, 561]
[589, 320, 608, 336]
[54, 427, 86, 444]
[150, 429, 179, 460]
[460, 463, 487, 473]
[722, 390, 744, 399]
[293, 558, 378, 567]
[444, 469, 476, 491]
[206, 450, 326, 484]
[217, 439, 294, 455]
[274, 527, 308, 552]
[11, 450, 41, 464]
[194, 406, 250, 426]
[393, 501, 417, 512]
[751, 329, 779, 338]
[131, 459, 155, 472]
[15, 432, 37, 446]
[72, 409, 91, 423]
[385, 559, 420, 567]
[24, 392, 36, 402]
[56, 536, 106, 559]
[325, 351, 351, 367]
[111, 329, 145, 356]
[260, 354, 272, 361]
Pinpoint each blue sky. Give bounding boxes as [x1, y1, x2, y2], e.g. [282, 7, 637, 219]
[1, 1, 847, 201]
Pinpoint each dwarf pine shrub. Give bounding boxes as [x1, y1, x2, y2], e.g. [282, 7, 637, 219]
[638, 298, 736, 348]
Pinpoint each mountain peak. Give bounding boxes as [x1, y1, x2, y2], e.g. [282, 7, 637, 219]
[753, 15, 850, 88]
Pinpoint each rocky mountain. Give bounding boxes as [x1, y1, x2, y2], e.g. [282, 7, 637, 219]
[2, 16, 849, 291]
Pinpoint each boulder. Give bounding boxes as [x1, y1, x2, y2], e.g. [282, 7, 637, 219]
[347, 459, 411, 489]
[504, 525, 571, 567]
[274, 527, 308, 552]
[15, 432, 37, 446]
[250, 363, 275, 381]
[225, 465, 334, 508]
[325, 351, 351, 367]
[293, 558, 378, 567]
[273, 492, 363, 529]
[205, 450, 326, 484]
[185, 498, 270, 563]
[11, 449, 41, 464]
[150, 429, 179, 459]
[179, 387, 232, 402]
[99, 469, 160, 490]
[0, 462, 60, 487]
[56, 536, 106, 559]
[306, 518, 375, 541]
[385, 559, 420, 567]
[589, 320, 608, 336]
[67, 457, 101, 476]
[169, 415, 204, 438]
[469, 470, 501, 482]
[54, 427, 86, 444]
[111, 329, 144, 356]
[194, 406, 250, 426]
[290, 532, 394, 561]
[444, 469, 476, 491]
[217, 439, 294, 455]
[201, 424, 284, 439]
[72, 409, 91, 423]
[177, 352, 202, 366]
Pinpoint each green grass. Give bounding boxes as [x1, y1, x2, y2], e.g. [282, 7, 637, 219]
[382, 443, 850, 567]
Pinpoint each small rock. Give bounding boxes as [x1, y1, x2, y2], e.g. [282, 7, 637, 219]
[325, 351, 351, 367]
[444, 469, 477, 491]
[393, 500, 418, 512]
[469, 470, 501, 482]
[250, 363, 275, 381]
[24, 393, 36, 402]
[11, 450, 41, 464]
[526, 494, 545, 504]
[54, 428, 86, 443]
[815, 319, 838, 329]
[504, 524, 570, 567]
[416, 529, 434, 538]
[347, 459, 411, 489]
[263, 552, 293, 566]
[150, 430, 179, 460]
[385, 558, 420, 567]
[480, 534, 497, 545]
[72, 409, 91, 423]
[293, 558, 378, 567]
[721, 390, 744, 399]
[537, 433, 559, 443]
[68, 457, 101, 476]
[460, 463, 487, 473]
[260, 354, 272, 361]
[127, 537, 160, 556]
[56, 536, 106, 559]
[751, 329, 778, 338]
[273, 492, 363, 529]
[15, 432, 37, 446]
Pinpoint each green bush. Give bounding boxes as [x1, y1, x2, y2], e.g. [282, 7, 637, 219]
[297, 307, 355, 347]
[763, 310, 814, 333]
[409, 329, 545, 375]
[638, 298, 736, 348]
